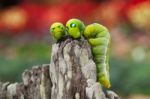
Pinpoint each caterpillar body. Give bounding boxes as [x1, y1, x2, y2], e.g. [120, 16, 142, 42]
[83, 23, 111, 88]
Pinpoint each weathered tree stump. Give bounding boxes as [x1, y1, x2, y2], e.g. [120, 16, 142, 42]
[0, 38, 119, 99]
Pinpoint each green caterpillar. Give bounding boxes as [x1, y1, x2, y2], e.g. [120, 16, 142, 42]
[83, 23, 111, 88]
[50, 22, 66, 41]
[66, 18, 85, 39]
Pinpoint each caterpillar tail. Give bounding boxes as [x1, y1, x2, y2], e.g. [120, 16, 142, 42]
[97, 63, 111, 88]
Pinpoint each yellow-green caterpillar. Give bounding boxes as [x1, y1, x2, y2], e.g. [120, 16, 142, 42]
[50, 22, 66, 41]
[83, 23, 111, 88]
[66, 18, 85, 39]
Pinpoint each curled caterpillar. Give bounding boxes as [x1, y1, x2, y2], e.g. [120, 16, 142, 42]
[66, 18, 85, 39]
[50, 22, 66, 41]
[83, 23, 111, 88]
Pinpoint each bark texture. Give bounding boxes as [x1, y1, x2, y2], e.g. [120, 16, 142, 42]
[0, 38, 119, 99]
[0, 64, 51, 99]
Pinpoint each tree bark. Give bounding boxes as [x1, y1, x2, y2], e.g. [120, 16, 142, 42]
[0, 38, 119, 99]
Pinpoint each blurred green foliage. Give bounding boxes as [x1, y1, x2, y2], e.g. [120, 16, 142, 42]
[110, 57, 150, 96]
[0, 43, 50, 82]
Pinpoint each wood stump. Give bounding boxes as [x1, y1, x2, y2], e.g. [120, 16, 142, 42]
[0, 38, 119, 99]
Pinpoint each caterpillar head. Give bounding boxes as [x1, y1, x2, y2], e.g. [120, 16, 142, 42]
[50, 22, 65, 41]
[66, 18, 85, 39]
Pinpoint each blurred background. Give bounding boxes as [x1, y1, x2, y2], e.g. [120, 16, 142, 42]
[0, 0, 150, 98]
